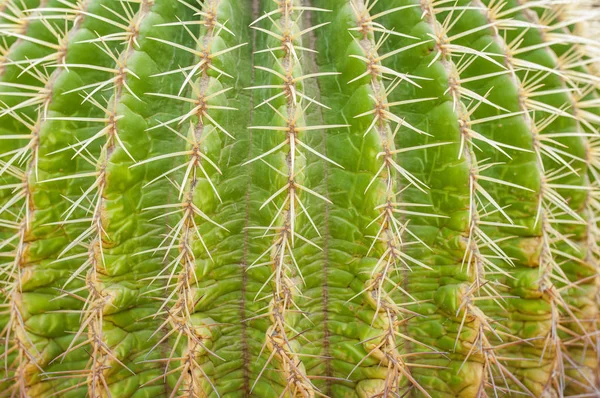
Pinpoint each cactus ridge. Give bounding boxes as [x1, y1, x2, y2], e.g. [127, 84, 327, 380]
[422, 1, 524, 395]
[59, 2, 152, 394]
[468, 0, 564, 393]
[0, 0, 100, 393]
[132, 0, 247, 395]
[342, 2, 451, 396]
[1, 0, 600, 397]
[245, 2, 344, 395]
[531, 3, 600, 393]
[485, 1, 596, 393]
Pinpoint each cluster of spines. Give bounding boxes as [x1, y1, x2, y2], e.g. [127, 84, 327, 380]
[245, 1, 345, 395]
[0, 0, 31, 58]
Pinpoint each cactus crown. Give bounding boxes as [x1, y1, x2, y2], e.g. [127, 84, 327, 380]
[0, 0, 599, 396]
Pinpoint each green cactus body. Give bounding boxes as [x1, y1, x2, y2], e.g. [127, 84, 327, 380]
[0, 0, 599, 396]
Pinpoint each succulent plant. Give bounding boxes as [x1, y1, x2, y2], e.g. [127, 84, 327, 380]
[1, 0, 599, 396]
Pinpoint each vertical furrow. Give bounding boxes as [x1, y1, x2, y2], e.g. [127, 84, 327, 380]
[241, 1, 260, 394]
[311, 3, 379, 395]
[302, 4, 333, 395]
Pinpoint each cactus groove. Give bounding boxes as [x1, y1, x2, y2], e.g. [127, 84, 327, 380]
[0, 0, 599, 396]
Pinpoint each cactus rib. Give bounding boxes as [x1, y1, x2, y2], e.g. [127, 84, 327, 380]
[246, 2, 344, 395]
[136, 0, 245, 394]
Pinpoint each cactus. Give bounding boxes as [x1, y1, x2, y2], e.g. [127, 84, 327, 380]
[0, 0, 599, 396]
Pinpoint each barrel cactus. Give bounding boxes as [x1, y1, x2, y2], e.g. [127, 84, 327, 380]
[1, 0, 599, 396]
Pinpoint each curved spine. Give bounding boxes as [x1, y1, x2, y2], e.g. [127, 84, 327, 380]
[0, 0, 34, 64]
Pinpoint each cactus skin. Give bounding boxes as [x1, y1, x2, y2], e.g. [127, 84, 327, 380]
[0, 0, 599, 396]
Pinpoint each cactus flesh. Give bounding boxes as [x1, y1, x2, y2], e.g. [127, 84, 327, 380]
[1, 0, 600, 396]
